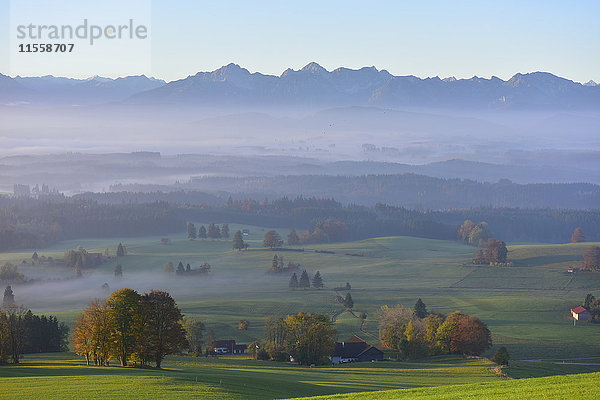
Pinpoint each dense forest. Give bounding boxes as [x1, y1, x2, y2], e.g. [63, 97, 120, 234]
[0, 195, 599, 251]
[107, 174, 600, 210]
[0, 197, 180, 251]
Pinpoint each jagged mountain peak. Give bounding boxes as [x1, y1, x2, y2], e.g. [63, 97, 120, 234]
[300, 62, 328, 74]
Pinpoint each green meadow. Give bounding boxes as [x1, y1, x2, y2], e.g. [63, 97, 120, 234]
[1, 224, 600, 398]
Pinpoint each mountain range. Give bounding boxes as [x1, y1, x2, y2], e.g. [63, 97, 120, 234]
[1, 63, 599, 109]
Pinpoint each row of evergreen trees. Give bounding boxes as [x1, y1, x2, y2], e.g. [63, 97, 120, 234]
[1, 288, 69, 364]
[188, 223, 229, 240]
[289, 270, 323, 289]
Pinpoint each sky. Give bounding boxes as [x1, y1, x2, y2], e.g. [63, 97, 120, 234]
[1, 0, 599, 82]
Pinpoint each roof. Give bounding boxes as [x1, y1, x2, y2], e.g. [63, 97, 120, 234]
[213, 340, 236, 348]
[571, 306, 588, 314]
[333, 341, 369, 358]
[345, 335, 366, 343]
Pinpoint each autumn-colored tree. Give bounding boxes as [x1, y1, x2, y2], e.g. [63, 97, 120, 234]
[571, 227, 585, 243]
[583, 246, 600, 271]
[238, 319, 250, 331]
[450, 315, 492, 355]
[86, 299, 113, 366]
[263, 230, 283, 248]
[435, 311, 463, 354]
[140, 290, 188, 368]
[72, 311, 93, 365]
[164, 261, 174, 274]
[106, 288, 143, 366]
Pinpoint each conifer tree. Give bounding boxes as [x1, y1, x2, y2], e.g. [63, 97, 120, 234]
[289, 273, 299, 289]
[117, 243, 125, 257]
[187, 223, 197, 239]
[198, 226, 207, 239]
[221, 223, 230, 239]
[299, 270, 310, 289]
[114, 264, 123, 278]
[288, 228, 300, 246]
[312, 271, 324, 289]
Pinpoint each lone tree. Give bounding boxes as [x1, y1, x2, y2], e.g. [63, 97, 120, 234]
[116, 243, 125, 257]
[571, 228, 585, 243]
[491, 346, 510, 365]
[164, 261, 174, 274]
[198, 225, 207, 239]
[583, 246, 600, 271]
[289, 272, 299, 289]
[114, 264, 123, 278]
[185, 263, 191, 272]
[238, 319, 250, 331]
[32, 251, 39, 262]
[221, 223, 230, 239]
[263, 230, 283, 249]
[187, 223, 197, 239]
[176, 262, 185, 274]
[287, 228, 300, 246]
[3, 285, 15, 307]
[312, 271, 324, 289]
[414, 298, 428, 319]
[299, 270, 310, 289]
[141, 290, 188, 368]
[233, 230, 246, 250]
[343, 293, 354, 309]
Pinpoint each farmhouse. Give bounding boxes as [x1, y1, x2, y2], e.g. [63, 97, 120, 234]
[331, 336, 384, 364]
[213, 339, 247, 355]
[571, 305, 591, 321]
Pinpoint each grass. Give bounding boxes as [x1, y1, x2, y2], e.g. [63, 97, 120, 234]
[290, 372, 600, 399]
[2, 224, 600, 384]
[0, 353, 501, 400]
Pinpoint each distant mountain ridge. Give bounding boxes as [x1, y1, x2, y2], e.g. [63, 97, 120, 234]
[1, 63, 598, 109]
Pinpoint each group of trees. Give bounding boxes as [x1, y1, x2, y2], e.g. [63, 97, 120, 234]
[269, 255, 299, 274]
[472, 238, 508, 265]
[458, 220, 491, 246]
[0, 263, 25, 284]
[65, 246, 105, 276]
[72, 288, 188, 368]
[289, 270, 323, 289]
[188, 223, 229, 240]
[582, 294, 600, 322]
[257, 312, 336, 365]
[378, 300, 492, 360]
[582, 246, 600, 271]
[0, 197, 181, 252]
[164, 261, 211, 275]
[295, 219, 349, 245]
[0, 298, 68, 364]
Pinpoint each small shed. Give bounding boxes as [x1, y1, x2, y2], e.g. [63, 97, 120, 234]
[571, 305, 591, 321]
[331, 336, 384, 364]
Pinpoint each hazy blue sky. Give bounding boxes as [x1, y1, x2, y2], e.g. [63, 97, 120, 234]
[2, 0, 599, 82]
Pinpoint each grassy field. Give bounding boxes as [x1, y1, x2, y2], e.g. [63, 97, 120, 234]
[2, 224, 600, 381]
[0, 353, 501, 400]
[291, 372, 600, 399]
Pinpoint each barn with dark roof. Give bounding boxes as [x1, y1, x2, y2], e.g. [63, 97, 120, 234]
[331, 335, 384, 364]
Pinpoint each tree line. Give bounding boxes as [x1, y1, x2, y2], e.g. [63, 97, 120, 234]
[1, 289, 69, 364]
[187, 222, 229, 240]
